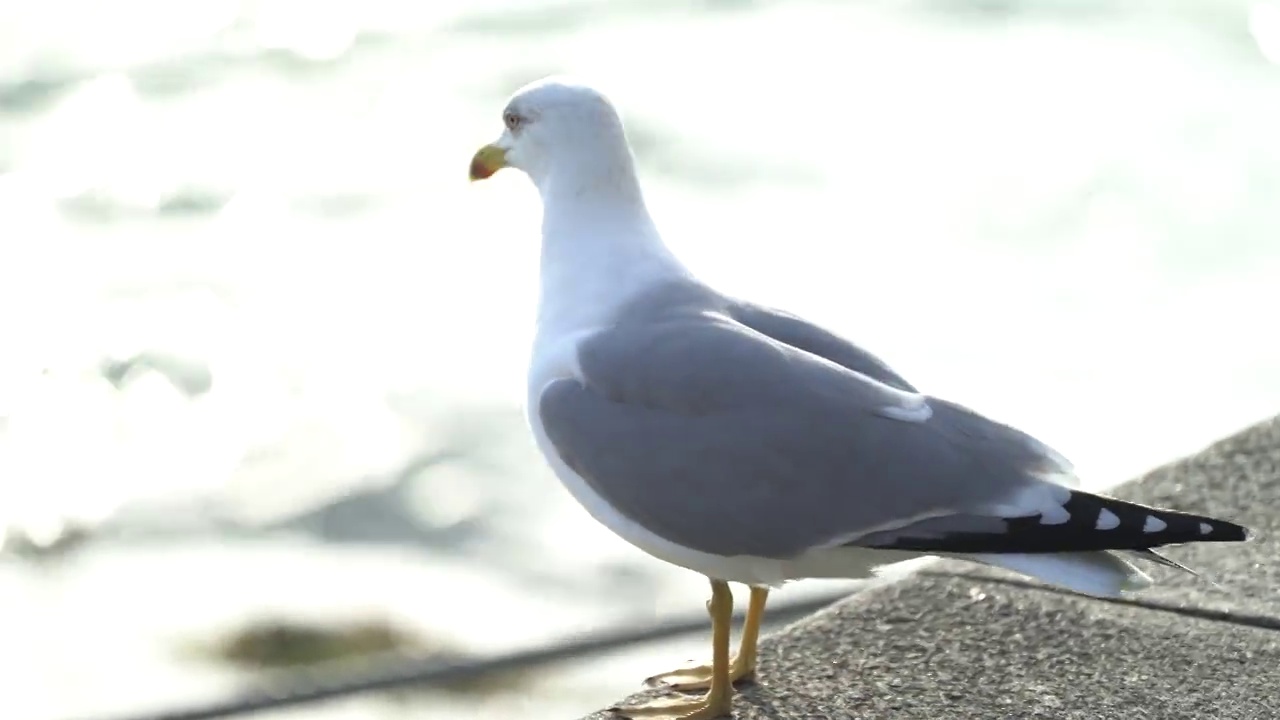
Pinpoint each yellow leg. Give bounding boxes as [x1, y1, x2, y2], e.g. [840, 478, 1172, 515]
[611, 579, 736, 719]
[644, 586, 769, 692]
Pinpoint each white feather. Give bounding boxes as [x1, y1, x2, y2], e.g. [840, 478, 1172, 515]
[979, 482, 1072, 520]
[878, 396, 933, 422]
[964, 551, 1153, 597]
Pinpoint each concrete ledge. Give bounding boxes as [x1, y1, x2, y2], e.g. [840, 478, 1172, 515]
[581, 416, 1280, 720]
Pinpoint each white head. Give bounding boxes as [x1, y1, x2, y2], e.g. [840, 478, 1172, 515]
[469, 76, 640, 197]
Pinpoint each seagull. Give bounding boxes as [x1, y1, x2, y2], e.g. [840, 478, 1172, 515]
[467, 76, 1251, 720]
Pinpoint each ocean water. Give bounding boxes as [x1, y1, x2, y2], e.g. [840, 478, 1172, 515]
[3, 1, 1280, 718]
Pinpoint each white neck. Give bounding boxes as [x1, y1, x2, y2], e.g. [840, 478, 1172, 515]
[532, 160, 689, 341]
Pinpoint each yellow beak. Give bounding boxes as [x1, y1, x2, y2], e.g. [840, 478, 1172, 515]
[469, 144, 507, 181]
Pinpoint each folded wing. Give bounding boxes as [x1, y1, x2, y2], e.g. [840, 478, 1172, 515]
[539, 306, 1098, 559]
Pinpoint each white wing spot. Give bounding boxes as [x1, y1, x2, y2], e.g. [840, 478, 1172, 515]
[1038, 504, 1071, 525]
[985, 484, 1071, 521]
[1095, 509, 1121, 530]
[1143, 515, 1168, 533]
[1199, 522, 1213, 535]
[880, 396, 932, 423]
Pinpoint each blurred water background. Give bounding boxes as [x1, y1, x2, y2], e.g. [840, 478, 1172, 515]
[3, 0, 1280, 718]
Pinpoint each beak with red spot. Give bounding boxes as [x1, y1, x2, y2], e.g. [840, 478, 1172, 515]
[469, 144, 508, 181]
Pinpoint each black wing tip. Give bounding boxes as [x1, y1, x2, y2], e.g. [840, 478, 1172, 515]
[1063, 496, 1253, 549]
[855, 493, 1252, 556]
[1070, 507, 1254, 551]
[1212, 519, 1252, 543]
[1176, 512, 1250, 544]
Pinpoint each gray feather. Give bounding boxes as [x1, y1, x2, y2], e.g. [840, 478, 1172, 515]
[538, 280, 1073, 559]
[726, 301, 917, 393]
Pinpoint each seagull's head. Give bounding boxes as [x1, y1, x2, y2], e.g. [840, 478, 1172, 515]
[469, 76, 635, 192]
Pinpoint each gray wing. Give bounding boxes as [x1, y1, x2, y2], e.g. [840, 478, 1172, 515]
[538, 309, 1074, 559]
[726, 300, 917, 392]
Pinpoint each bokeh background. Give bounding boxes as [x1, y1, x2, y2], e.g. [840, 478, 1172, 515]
[3, 0, 1280, 718]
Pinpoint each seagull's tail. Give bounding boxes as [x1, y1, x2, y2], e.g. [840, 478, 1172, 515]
[964, 550, 1153, 598]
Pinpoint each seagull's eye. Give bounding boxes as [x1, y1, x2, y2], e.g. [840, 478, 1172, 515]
[503, 111, 523, 130]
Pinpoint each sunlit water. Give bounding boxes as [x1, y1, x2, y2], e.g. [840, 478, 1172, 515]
[3, 1, 1280, 718]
